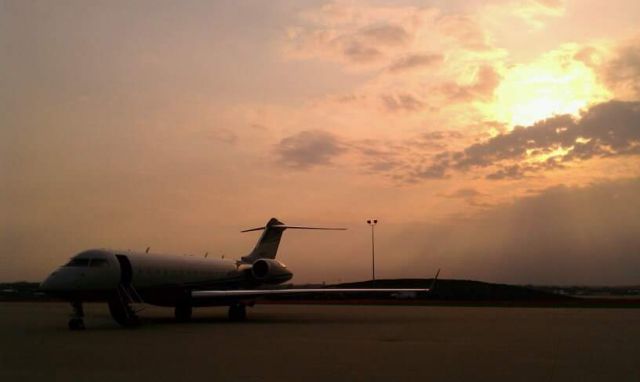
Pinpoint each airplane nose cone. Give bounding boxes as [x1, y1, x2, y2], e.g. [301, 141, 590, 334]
[40, 272, 62, 293]
[40, 275, 53, 292]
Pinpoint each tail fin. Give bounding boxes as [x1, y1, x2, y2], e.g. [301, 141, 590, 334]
[240, 218, 346, 263]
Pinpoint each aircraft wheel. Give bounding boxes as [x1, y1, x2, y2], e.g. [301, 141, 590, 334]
[228, 304, 247, 321]
[174, 303, 192, 322]
[68, 318, 85, 331]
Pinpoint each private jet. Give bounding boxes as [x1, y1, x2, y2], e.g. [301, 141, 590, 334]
[41, 218, 434, 330]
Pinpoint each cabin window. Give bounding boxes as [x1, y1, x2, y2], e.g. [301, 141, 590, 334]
[65, 258, 90, 267]
[89, 259, 109, 267]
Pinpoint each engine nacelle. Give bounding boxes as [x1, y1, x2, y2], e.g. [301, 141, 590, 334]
[250, 259, 293, 284]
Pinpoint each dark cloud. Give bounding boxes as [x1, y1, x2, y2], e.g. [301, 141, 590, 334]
[485, 164, 531, 180]
[452, 114, 577, 169]
[275, 130, 346, 169]
[348, 139, 407, 174]
[358, 24, 409, 46]
[395, 178, 640, 284]
[332, 23, 410, 64]
[342, 41, 382, 63]
[411, 100, 640, 180]
[404, 131, 465, 151]
[335, 94, 367, 104]
[420, 131, 465, 140]
[276, 100, 639, 182]
[411, 161, 450, 180]
[380, 93, 425, 112]
[444, 188, 484, 199]
[278, 98, 639, 182]
[388, 53, 442, 73]
[274, 129, 466, 176]
[274, 129, 457, 179]
[604, 37, 640, 99]
[348, 133, 467, 177]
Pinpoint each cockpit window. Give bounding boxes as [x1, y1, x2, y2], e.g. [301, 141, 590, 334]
[90, 259, 108, 267]
[65, 258, 90, 267]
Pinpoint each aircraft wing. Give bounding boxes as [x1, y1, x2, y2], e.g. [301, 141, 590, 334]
[191, 270, 439, 302]
[191, 287, 431, 300]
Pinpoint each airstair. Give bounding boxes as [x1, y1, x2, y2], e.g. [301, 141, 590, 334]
[117, 282, 145, 311]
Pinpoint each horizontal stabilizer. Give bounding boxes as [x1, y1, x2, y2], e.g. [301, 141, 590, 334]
[241, 225, 346, 232]
[240, 218, 346, 263]
[241, 227, 268, 232]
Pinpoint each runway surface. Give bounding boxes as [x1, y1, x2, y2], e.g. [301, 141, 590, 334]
[1, 303, 639, 381]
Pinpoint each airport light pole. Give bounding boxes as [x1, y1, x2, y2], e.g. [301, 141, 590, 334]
[366, 219, 378, 281]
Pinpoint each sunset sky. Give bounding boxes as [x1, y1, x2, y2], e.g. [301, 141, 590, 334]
[2, 0, 639, 284]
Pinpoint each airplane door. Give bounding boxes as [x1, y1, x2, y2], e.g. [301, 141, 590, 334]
[115, 255, 133, 284]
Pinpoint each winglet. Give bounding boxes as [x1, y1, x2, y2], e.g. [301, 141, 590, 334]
[429, 269, 441, 290]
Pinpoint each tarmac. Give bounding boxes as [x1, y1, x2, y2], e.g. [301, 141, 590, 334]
[1, 302, 639, 381]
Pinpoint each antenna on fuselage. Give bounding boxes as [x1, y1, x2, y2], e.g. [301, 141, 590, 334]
[145, 247, 150, 254]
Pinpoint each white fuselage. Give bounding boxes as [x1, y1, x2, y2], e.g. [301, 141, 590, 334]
[40, 248, 290, 306]
[122, 252, 240, 288]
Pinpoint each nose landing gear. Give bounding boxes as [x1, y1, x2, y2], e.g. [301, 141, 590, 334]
[68, 301, 85, 330]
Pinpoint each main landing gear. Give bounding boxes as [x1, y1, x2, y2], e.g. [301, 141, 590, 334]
[68, 301, 85, 330]
[228, 304, 247, 321]
[175, 302, 247, 322]
[174, 302, 192, 322]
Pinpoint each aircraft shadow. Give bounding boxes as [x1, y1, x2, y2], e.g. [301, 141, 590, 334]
[72, 311, 429, 331]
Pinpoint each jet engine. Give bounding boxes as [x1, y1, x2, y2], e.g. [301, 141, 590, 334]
[250, 259, 293, 284]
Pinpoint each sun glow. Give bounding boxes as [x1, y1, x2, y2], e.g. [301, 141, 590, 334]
[490, 50, 611, 128]
[526, 146, 573, 164]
